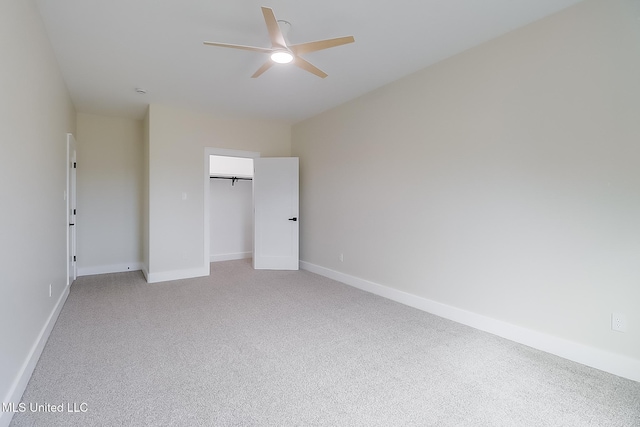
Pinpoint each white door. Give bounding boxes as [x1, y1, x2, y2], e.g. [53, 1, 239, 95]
[253, 157, 299, 270]
[67, 133, 77, 285]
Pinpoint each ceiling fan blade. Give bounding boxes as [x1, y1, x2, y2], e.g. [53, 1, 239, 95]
[289, 36, 355, 56]
[203, 41, 273, 54]
[293, 57, 328, 78]
[261, 7, 287, 49]
[251, 60, 274, 78]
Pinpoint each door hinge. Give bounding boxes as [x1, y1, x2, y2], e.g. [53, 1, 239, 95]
[73, 256, 76, 262]
[73, 209, 76, 215]
[73, 162, 77, 168]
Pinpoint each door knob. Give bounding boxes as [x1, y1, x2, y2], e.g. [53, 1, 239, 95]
[288, 217, 297, 221]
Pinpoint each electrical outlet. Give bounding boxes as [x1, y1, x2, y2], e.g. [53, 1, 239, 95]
[611, 313, 627, 332]
[339, 253, 344, 262]
[49, 284, 52, 298]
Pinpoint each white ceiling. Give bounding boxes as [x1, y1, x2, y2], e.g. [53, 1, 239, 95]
[35, 0, 584, 124]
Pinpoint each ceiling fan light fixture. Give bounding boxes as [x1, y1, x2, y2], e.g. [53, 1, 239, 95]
[270, 50, 294, 64]
[203, 7, 354, 78]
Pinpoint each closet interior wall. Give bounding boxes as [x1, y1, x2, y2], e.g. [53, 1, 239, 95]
[209, 157, 254, 262]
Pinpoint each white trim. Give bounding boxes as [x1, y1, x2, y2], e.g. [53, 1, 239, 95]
[0, 284, 70, 427]
[204, 147, 260, 278]
[205, 148, 261, 159]
[77, 262, 144, 277]
[66, 133, 77, 286]
[210, 252, 252, 262]
[66, 133, 71, 286]
[145, 266, 209, 284]
[300, 261, 640, 383]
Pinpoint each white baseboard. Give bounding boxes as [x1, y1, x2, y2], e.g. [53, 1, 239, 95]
[145, 266, 209, 284]
[210, 252, 252, 262]
[77, 262, 143, 277]
[300, 261, 640, 383]
[0, 284, 70, 427]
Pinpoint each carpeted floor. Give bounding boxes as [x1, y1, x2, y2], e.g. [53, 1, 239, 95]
[10, 259, 640, 426]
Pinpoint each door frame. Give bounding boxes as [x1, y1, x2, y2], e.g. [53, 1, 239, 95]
[203, 147, 260, 274]
[66, 133, 77, 286]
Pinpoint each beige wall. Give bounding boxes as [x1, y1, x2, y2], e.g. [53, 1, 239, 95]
[147, 104, 291, 280]
[0, 0, 76, 416]
[76, 113, 143, 273]
[293, 0, 640, 361]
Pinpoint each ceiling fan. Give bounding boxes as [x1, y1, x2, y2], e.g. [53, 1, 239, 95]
[203, 7, 355, 78]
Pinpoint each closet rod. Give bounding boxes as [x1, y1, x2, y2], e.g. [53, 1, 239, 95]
[210, 176, 252, 186]
[209, 176, 252, 180]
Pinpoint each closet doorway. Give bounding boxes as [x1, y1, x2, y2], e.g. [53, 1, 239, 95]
[203, 147, 299, 272]
[206, 150, 258, 263]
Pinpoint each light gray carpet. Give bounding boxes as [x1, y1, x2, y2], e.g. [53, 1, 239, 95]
[10, 259, 640, 426]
